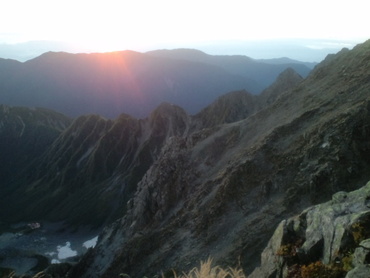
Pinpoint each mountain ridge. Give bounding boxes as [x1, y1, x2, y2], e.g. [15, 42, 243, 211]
[147, 48, 311, 91]
[0, 49, 312, 118]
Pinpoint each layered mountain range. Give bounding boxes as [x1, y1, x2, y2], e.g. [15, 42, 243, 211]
[0, 49, 312, 118]
[0, 66, 303, 228]
[0, 39, 370, 277]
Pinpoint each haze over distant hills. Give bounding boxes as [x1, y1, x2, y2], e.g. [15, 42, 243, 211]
[0, 38, 358, 62]
[0, 49, 312, 118]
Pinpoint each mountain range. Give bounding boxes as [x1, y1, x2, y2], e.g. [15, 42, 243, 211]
[0, 39, 370, 277]
[0, 49, 312, 118]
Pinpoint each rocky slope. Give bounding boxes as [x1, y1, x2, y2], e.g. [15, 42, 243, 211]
[61, 40, 370, 277]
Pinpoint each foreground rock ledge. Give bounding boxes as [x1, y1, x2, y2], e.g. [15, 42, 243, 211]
[250, 181, 370, 278]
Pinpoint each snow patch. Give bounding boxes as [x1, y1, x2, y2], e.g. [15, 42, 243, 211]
[17, 116, 25, 137]
[76, 147, 94, 167]
[57, 242, 77, 259]
[83, 236, 98, 249]
[321, 142, 330, 148]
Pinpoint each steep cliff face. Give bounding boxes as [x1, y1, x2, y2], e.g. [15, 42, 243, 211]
[0, 104, 71, 192]
[67, 40, 370, 277]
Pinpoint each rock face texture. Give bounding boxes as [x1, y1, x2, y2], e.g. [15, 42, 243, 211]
[64, 40, 370, 277]
[250, 181, 370, 278]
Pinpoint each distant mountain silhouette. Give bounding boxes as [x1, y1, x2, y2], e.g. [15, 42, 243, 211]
[256, 56, 317, 69]
[0, 49, 312, 118]
[147, 48, 312, 90]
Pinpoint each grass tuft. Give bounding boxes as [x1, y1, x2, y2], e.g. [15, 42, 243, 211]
[171, 258, 246, 278]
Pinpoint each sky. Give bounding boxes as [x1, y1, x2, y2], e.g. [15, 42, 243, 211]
[0, 0, 369, 61]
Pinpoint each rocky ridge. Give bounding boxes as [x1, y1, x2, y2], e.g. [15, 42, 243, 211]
[192, 67, 303, 130]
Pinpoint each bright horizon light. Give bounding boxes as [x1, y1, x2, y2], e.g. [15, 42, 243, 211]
[1, 0, 369, 51]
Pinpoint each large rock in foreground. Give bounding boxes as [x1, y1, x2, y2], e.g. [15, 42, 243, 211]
[250, 181, 370, 278]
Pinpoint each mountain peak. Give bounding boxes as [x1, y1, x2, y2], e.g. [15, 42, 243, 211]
[148, 102, 189, 139]
[193, 90, 257, 129]
[150, 102, 187, 118]
[258, 67, 303, 107]
[277, 67, 303, 79]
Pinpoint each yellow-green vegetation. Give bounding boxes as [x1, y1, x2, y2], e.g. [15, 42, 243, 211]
[341, 253, 353, 272]
[276, 243, 297, 257]
[300, 261, 345, 278]
[276, 244, 348, 277]
[172, 258, 246, 278]
[119, 258, 246, 278]
[351, 222, 368, 245]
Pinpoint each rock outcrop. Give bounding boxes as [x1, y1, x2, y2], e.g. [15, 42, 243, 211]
[250, 181, 370, 278]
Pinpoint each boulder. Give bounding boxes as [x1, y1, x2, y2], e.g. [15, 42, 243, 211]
[250, 181, 370, 278]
